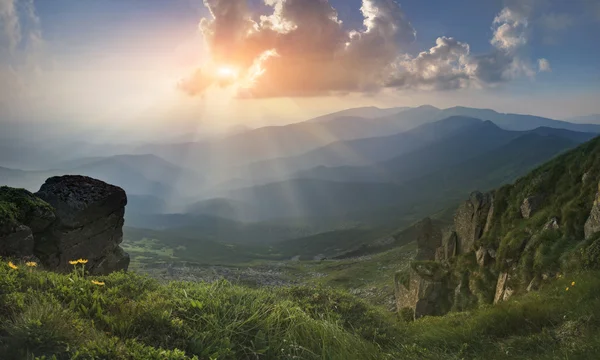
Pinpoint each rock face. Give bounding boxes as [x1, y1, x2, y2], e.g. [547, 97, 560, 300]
[520, 195, 543, 219]
[454, 191, 494, 254]
[415, 218, 443, 261]
[35, 176, 130, 274]
[395, 262, 451, 320]
[494, 272, 513, 304]
[584, 181, 600, 239]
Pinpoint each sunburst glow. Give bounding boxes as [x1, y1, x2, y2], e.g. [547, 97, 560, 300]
[216, 66, 239, 79]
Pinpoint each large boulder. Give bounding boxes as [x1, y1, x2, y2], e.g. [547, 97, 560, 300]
[454, 192, 494, 254]
[35, 176, 129, 275]
[584, 181, 600, 240]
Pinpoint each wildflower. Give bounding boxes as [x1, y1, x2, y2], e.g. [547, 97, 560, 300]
[25, 261, 37, 267]
[91, 280, 105, 286]
[571, 281, 576, 286]
[566, 287, 569, 291]
[69, 260, 79, 265]
[8, 261, 18, 270]
[77, 258, 88, 264]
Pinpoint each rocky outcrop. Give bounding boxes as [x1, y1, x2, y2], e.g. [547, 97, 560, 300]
[476, 247, 492, 267]
[520, 195, 543, 219]
[0, 176, 129, 275]
[584, 181, 600, 239]
[436, 231, 457, 261]
[1, 187, 55, 258]
[395, 262, 451, 320]
[494, 272, 513, 304]
[454, 191, 494, 254]
[35, 176, 129, 274]
[415, 218, 443, 261]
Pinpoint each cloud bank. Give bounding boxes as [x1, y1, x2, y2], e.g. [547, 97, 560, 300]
[183, 0, 550, 97]
[0, 0, 42, 107]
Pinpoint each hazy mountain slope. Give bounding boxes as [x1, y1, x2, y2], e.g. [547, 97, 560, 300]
[440, 106, 600, 132]
[0, 155, 203, 204]
[222, 133, 583, 223]
[567, 114, 600, 124]
[124, 211, 327, 245]
[69, 154, 204, 197]
[237, 116, 484, 184]
[134, 106, 446, 171]
[184, 198, 259, 222]
[292, 121, 515, 183]
[225, 179, 406, 221]
[403, 133, 582, 207]
[293, 125, 596, 184]
[307, 106, 408, 123]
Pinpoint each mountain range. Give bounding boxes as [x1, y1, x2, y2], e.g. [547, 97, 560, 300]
[2, 104, 599, 247]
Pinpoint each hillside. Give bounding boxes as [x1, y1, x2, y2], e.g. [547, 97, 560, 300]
[220, 131, 585, 222]
[2, 259, 600, 359]
[394, 134, 600, 319]
[236, 116, 484, 185]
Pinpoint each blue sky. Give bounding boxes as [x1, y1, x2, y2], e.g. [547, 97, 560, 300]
[1, 0, 600, 133]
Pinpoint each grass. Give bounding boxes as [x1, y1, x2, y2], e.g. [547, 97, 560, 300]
[2, 258, 600, 359]
[286, 243, 417, 309]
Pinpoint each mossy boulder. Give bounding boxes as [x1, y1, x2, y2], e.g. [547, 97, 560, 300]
[0, 187, 55, 258]
[0, 187, 55, 234]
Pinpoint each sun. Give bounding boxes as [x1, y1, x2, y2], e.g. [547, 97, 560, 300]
[216, 66, 239, 79]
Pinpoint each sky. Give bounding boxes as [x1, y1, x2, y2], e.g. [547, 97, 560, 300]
[1, 0, 600, 141]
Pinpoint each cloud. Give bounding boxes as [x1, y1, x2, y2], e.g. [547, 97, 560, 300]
[0, 0, 41, 57]
[0, 0, 43, 106]
[538, 58, 551, 72]
[386, 36, 473, 90]
[0, 0, 20, 51]
[180, 0, 548, 97]
[180, 0, 417, 97]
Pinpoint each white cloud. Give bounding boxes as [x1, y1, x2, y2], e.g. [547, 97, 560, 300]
[180, 0, 549, 97]
[538, 58, 551, 72]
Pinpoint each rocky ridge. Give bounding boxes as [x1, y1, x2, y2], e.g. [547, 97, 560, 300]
[396, 136, 600, 320]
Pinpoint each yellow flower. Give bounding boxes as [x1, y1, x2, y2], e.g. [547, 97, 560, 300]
[69, 260, 79, 265]
[566, 287, 570, 291]
[25, 261, 37, 267]
[77, 259, 88, 264]
[91, 280, 105, 286]
[571, 281, 576, 286]
[8, 261, 18, 270]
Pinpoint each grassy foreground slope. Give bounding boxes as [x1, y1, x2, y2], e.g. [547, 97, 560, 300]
[1, 259, 600, 359]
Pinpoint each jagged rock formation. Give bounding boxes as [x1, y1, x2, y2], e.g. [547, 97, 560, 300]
[0, 176, 129, 275]
[395, 136, 600, 320]
[395, 262, 452, 319]
[415, 218, 443, 260]
[584, 181, 600, 239]
[454, 191, 494, 254]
